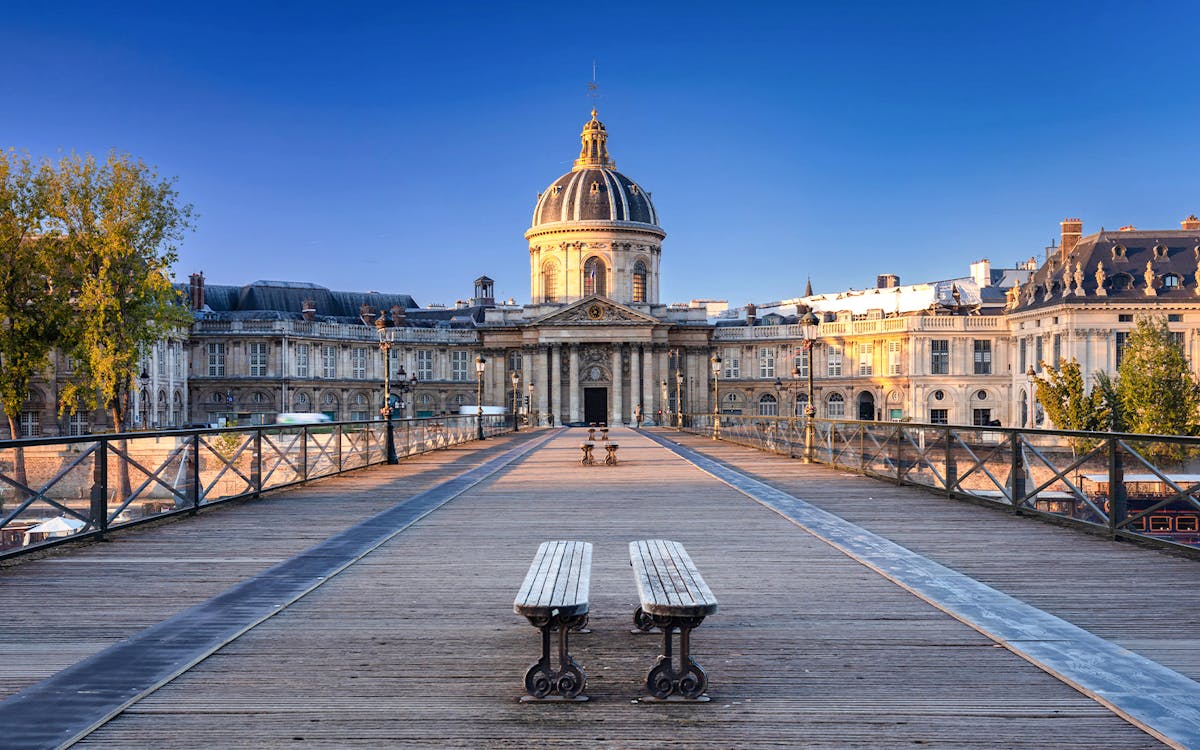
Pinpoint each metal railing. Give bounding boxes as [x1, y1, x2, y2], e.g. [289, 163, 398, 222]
[0, 414, 510, 559]
[682, 413, 1200, 556]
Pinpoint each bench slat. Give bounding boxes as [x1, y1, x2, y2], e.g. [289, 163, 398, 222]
[629, 539, 717, 618]
[514, 540, 591, 619]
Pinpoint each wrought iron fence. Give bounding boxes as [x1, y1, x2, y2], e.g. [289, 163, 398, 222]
[0, 414, 510, 559]
[683, 413, 1200, 555]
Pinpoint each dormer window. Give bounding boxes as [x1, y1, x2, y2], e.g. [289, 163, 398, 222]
[1112, 245, 1127, 261]
[628, 183, 639, 195]
[589, 181, 600, 195]
[1110, 273, 1133, 291]
[551, 185, 561, 196]
[1154, 244, 1169, 261]
[1162, 273, 1181, 289]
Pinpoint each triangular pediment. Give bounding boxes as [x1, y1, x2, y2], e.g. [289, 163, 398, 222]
[533, 295, 661, 326]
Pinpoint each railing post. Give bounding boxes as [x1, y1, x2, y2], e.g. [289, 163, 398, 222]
[90, 439, 109, 537]
[1108, 438, 1127, 537]
[252, 429, 263, 497]
[894, 424, 903, 484]
[301, 426, 309, 482]
[336, 424, 344, 472]
[1010, 433, 1025, 511]
[945, 427, 957, 497]
[190, 434, 201, 514]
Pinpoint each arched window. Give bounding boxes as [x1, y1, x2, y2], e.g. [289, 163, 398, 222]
[542, 262, 560, 303]
[583, 257, 607, 297]
[757, 393, 778, 416]
[795, 392, 809, 416]
[826, 392, 845, 419]
[632, 260, 648, 303]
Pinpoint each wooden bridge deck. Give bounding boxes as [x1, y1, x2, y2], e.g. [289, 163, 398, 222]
[2, 427, 1197, 749]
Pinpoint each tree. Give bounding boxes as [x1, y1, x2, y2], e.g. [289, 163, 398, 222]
[1031, 358, 1100, 433]
[0, 151, 65, 503]
[1117, 316, 1200, 437]
[49, 152, 194, 435]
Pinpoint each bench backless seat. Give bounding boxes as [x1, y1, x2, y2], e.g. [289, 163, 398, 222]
[514, 540, 592, 701]
[629, 539, 718, 700]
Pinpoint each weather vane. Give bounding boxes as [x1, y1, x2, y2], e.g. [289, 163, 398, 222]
[587, 61, 599, 112]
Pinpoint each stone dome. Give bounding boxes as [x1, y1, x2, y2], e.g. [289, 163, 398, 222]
[529, 110, 660, 230]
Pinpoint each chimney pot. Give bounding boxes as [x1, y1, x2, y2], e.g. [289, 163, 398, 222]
[1060, 218, 1083, 261]
[1182, 214, 1200, 231]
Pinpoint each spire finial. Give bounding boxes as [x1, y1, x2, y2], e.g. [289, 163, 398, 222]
[587, 61, 599, 115]
[574, 66, 614, 170]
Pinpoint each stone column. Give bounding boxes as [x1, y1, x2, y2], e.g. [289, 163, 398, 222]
[630, 345, 642, 420]
[642, 345, 655, 421]
[656, 347, 669, 424]
[521, 347, 533, 423]
[569, 344, 581, 424]
[550, 345, 562, 425]
[611, 346, 624, 425]
[537, 346, 549, 426]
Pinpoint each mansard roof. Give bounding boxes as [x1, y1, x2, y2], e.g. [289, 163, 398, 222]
[182, 279, 420, 324]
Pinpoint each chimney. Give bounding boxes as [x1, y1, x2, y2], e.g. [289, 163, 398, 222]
[390, 305, 405, 327]
[876, 274, 899, 289]
[1060, 218, 1083, 261]
[970, 259, 991, 288]
[1183, 214, 1200, 231]
[301, 298, 316, 322]
[188, 272, 205, 311]
[745, 303, 756, 326]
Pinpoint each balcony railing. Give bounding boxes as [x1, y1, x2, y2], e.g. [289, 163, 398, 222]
[192, 319, 480, 343]
[0, 415, 509, 560]
[681, 413, 1200, 556]
[711, 315, 1005, 340]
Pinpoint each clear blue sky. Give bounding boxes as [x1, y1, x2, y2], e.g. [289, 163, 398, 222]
[5, 1, 1199, 308]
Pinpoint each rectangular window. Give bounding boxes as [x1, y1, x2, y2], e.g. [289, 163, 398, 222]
[723, 348, 740, 379]
[67, 412, 88, 436]
[249, 343, 268, 377]
[972, 408, 991, 426]
[352, 347, 367, 379]
[1019, 339, 1027, 373]
[973, 340, 992, 375]
[826, 345, 842, 377]
[887, 341, 902, 376]
[173, 345, 183, 378]
[207, 343, 225, 377]
[157, 350, 166, 377]
[1177, 516, 1199, 532]
[322, 345, 337, 378]
[19, 411, 40, 438]
[1052, 334, 1061, 367]
[858, 343, 873, 376]
[1170, 331, 1185, 348]
[417, 349, 433, 380]
[759, 347, 775, 379]
[295, 344, 310, 378]
[929, 408, 948, 425]
[1115, 332, 1128, 368]
[1035, 336, 1043, 370]
[930, 340, 949, 375]
[450, 351, 469, 381]
[1168, 314, 1183, 323]
[794, 350, 809, 379]
[1118, 314, 1134, 323]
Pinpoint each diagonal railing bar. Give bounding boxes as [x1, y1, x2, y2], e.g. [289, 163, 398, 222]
[1115, 439, 1200, 516]
[1021, 440, 1107, 513]
[830, 423, 862, 467]
[0, 445, 99, 526]
[258, 432, 303, 487]
[897, 426, 946, 486]
[197, 434, 255, 498]
[104, 442, 190, 513]
[947, 432, 1013, 498]
[307, 433, 338, 475]
[859, 427, 896, 473]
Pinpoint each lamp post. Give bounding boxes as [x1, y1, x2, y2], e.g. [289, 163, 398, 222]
[394, 364, 418, 431]
[374, 314, 399, 464]
[475, 354, 487, 440]
[660, 379, 668, 427]
[527, 381, 535, 428]
[675, 369, 684, 430]
[800, 310, 819, 463]
[710, 352, 722, 440]
[773, 375, 784, 448]
[1026, 366, 1037, 429]
[138, 369, 150, 429]
[511, 370, 521, 433]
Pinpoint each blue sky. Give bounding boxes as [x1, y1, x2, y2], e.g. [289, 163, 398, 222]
[5, 1, 1200, 308]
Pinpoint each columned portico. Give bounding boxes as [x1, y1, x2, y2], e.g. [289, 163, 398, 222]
[550, 345, 562, 425]
[630, 346, 642, 417]
[611, 347, 623, 425]
[568, 345, 581, 423]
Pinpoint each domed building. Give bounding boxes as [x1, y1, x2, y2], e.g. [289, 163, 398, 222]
[526, 110, 665, 305]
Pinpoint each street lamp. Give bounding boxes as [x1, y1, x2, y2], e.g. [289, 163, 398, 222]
[374, 314, 399, 464]
[394, 365, 419, 420]
[773, 375, 784, 447]
[1026, 366, 1037, 429]
[511, 370, 521, 433]
[660, 379, 668, 427]
[710, 352, 722, 440]
[475, 354, 487, 440]
[800, 310, 819, 463]
[138, 369, 150, 429]
[675, 368, 684, 430]
[527, 381, 535, 428]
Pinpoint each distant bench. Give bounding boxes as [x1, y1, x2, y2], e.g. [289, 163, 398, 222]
[513, 540, 592, 701]
[579, 441, 619, 465]
[629, 539, 718, 700]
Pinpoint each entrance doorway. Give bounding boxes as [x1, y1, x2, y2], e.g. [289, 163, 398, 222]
[584, 387, 608, 425]
[857, 391, 876, 421]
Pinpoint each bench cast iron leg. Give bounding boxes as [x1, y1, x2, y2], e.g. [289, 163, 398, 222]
[522, 614, 587, 701]
[644, 615, 708, 700]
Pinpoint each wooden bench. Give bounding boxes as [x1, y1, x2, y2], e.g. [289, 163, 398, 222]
[629, 539, 719, 700]
[579, 442, 596, 465]
[603, 443, 620, 465]
[513, 540, 592, 701]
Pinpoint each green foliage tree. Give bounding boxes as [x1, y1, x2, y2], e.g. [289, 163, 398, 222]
[0, 151, 65, 501]
[1117, 316, 1200, 438]
[1031, 358, 1099, 433]
[49, 152, 194, 434]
